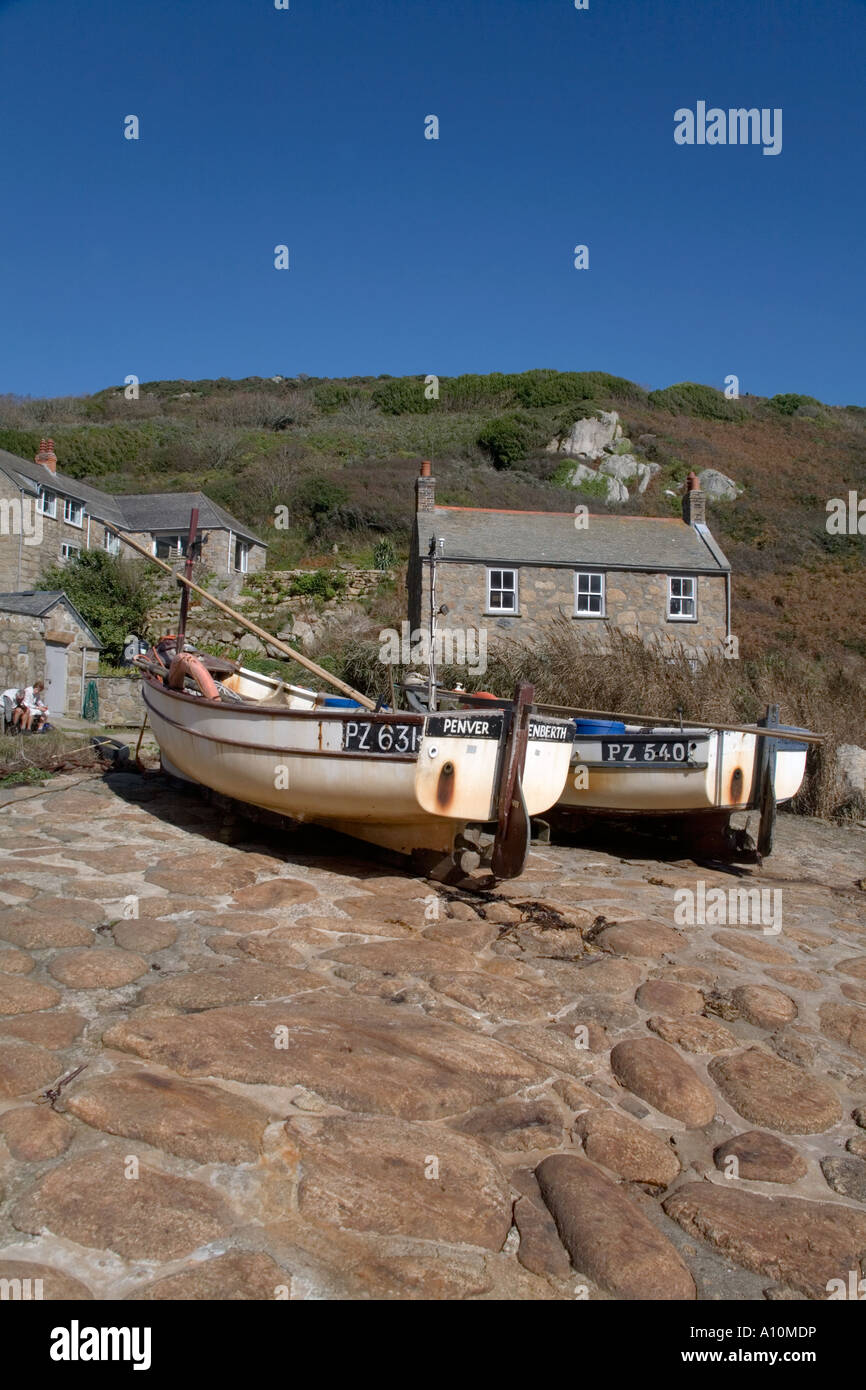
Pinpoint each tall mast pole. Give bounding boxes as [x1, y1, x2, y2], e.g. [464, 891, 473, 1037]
[176, 507, 200, 654]
[427, 536, 437, 712]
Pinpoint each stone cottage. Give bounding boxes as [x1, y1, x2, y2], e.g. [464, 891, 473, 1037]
[407, 463, 731, 661]
[0, 439, 268, 717]
[115, 493, 267, 581]
[0, 591, 102, 717]
[0, 440, 267, 590]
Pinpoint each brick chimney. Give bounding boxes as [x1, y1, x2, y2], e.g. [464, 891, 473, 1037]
[682, 471, 706, 526]
[415, 459, 435, 512]
[35, 438, 57, 474]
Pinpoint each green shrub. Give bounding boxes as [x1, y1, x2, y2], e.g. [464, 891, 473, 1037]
[648, 382, 746, 421]
[551, 463, 609, 499]
[37, 550, 156, 664]
[0, 428, 41, 460]
[0, 424, 158, 478]
[766, 393, 823, 417]
[0, 765, 51, 787]
[313, 383, 361, 414]
[553, 400, 604, 436]
[513, 371, 646, 407]
[372, 379, 434, 415]
[288, 569, 347, 600]
[293, 476, 349, 532]
[513, 373, 588, 409]
[477, 412, 549, 468]
[372, 537, 397, 570]
[575, 372, 649, 403]
[96, 663, 135, 677]
[439, 373, 518, 412]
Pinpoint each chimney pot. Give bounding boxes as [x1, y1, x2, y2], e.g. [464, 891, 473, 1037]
[35, 438, 57, 475]
[420, 460, 431, 477]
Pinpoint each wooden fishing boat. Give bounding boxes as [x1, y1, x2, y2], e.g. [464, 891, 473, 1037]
[433, 689, 819, 857]
[109, 516, 572, 879]
[558, 718, 809, 815]
[140, 657, 575, 879]
[111, 513, 820, 867]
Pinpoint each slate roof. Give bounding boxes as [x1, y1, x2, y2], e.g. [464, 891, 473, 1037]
[115, 492, 264, 545]
[0, 591, 103, 646]
[0, 449, 127, 527]
[0, 450, 265, 545]
[415, 506, 730, 573]
[0, 590, 66, 616]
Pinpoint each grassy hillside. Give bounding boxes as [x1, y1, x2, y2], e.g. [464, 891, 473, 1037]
[2, 370, 864, 671]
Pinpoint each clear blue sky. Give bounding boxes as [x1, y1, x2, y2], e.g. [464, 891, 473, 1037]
[1, 0, 864, 403]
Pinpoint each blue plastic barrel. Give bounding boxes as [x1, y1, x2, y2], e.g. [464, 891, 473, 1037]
[572, 718, 627, 736]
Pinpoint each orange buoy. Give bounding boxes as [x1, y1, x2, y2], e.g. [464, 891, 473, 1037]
[167, 653, 220, 700]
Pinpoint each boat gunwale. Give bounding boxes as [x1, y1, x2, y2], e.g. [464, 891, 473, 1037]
[142, 686, 423, 761]
[142, 671, 456, 723]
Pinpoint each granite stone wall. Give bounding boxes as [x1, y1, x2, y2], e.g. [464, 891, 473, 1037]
[413, 559, 728, 661]
[0, 502, 266, 593]
[88, 675, 144, 727]
[0, 492, 117, 590]
[0, 612, 42, 691]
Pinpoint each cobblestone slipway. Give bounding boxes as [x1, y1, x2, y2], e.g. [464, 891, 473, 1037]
[0, 769, 864, 1300]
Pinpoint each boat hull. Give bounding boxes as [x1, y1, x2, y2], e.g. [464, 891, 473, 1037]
[558, 727, 807, 814]
[142, 676, 573, 866]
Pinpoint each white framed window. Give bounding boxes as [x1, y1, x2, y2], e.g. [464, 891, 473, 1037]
[60, 543, 80, 561]
[103, 531, 121, 555]
[487, 568, 518, 613]
[575, 571, 605, 616]
[63, 498, 83, 527]
[38, 488, 57, 517]
[234, 538, 249, 573]
[668, 575, 697, 620]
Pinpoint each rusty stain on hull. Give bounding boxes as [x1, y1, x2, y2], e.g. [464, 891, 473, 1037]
[436, 761, 456, 809]
[729, 766, 745, 802]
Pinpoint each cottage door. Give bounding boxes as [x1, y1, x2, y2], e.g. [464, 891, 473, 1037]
[43, 643, 68, 715]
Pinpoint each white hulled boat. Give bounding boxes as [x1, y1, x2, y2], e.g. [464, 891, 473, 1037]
[558, 719, 809, 815]
[433, 690, 816, 857]
[140, 657, 574, 879]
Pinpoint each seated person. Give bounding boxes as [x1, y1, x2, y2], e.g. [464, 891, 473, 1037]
[23, 682, 50, 732]
[2, 687, 28, 730]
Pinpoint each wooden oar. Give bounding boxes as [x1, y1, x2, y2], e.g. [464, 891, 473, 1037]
[531, 702, 825, 745]
[436, 688, 824, 745]
[105, 524, 377, 711]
